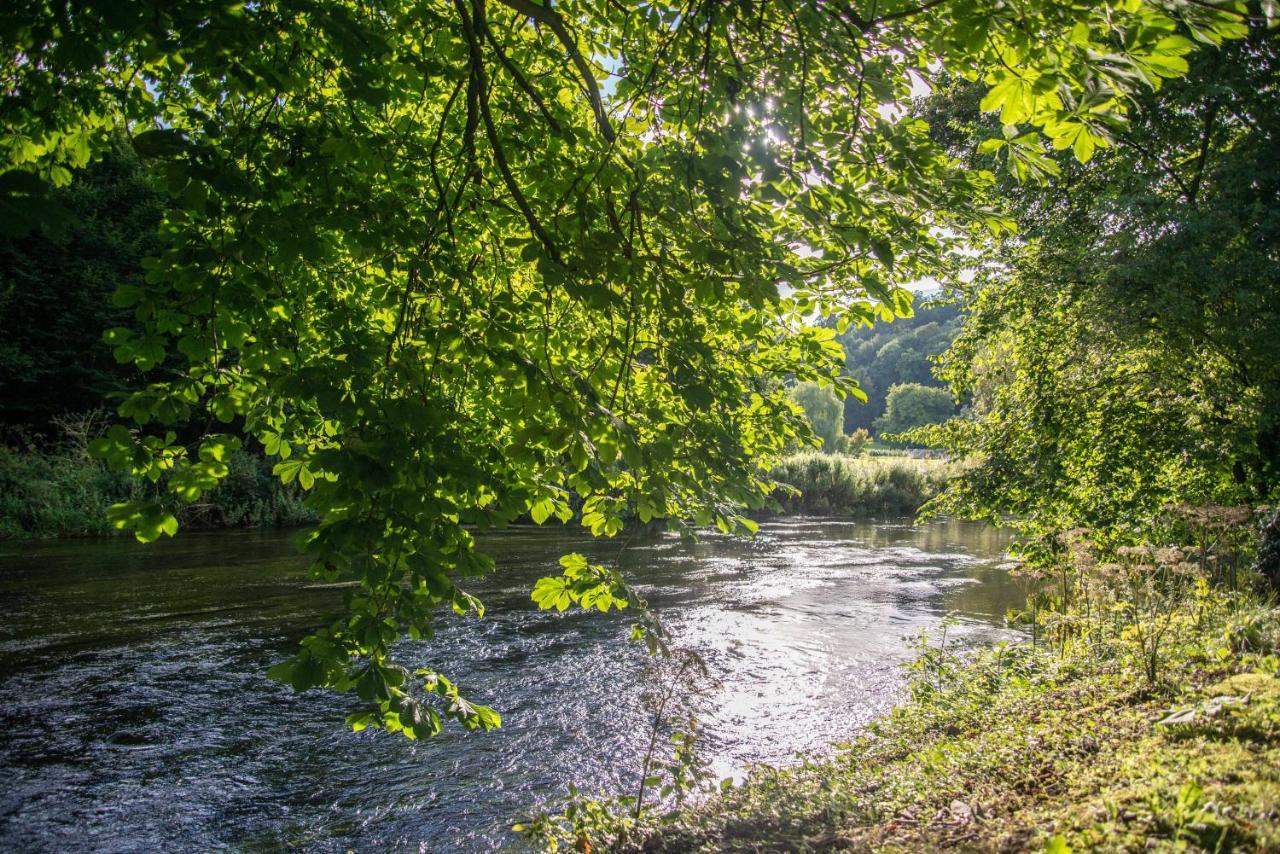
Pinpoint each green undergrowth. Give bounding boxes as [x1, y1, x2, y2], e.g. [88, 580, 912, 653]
[768, 453, 955, 517]
[642, 592, 1280, 853]
[0, 438, 315, 539]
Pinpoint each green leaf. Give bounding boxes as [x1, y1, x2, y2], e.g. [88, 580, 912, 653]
[981, 75, 1035, 125]
[1043, 836, 1071, 854]
[530, 497, 554, 524]
[531, 576, 568, 610]
[1072, 129, 1096, 163]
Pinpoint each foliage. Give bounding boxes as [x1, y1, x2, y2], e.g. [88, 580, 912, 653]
[841, 428, 873, 457]
[788, 381, 844, 453]
[769, 452, 953, 517]
[531, 553, 632, 614]
[1008, 506, 1264, 684]
[0, 410, 313, 539]
[644, 518, 1280, 852]
[837, 298, 963, 435]
[920, 26, 1280, 554]
[874, 382, 956, 440]
[1, 0, 1249, 734]
[0, 145, 161, 429]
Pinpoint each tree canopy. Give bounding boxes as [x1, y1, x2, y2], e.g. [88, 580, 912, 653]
[920, 23, 1280, 549]
[875, 382, 956, 438]
[790, 381, 844, 452]
[0, 0, 1254, 736]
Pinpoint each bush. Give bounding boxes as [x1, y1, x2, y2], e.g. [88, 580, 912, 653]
[769, 452, 955, 516]
[0, 413, 314, 539]
[840, 428, 872, 456]
[0, 442, 134, 538]
[874, 382, 955, 439]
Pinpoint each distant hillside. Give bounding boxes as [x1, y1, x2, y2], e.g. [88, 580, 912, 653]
[837, 298, 961, 435]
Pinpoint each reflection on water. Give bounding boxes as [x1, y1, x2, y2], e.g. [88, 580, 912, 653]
[0, 517, 1026, 851]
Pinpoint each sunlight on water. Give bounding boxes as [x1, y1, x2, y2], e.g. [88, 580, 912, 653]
[0, 518, 1025, 851]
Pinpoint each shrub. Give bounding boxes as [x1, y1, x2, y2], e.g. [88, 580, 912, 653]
[0, 412, 314, 538]
[769, 452, 955, 516]
[874, 383, 955, 439]
[841, 428, 872, 457]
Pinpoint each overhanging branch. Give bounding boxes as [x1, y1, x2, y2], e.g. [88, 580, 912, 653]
[495, 0, 617, 142]
[457, 0, 568, 267]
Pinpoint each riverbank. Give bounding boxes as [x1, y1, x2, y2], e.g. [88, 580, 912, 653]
[0, 442, 314, 539]
[1, 444, 954, 539]
[643, 587, 1280, 851]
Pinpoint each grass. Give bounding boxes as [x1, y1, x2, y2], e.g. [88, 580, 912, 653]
[768, 452, 956, 517]
[0, 423, 315, 539]
[641, 591, 1280, 852]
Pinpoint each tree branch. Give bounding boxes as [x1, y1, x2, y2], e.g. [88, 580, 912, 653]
[1186, 98, 1220, 206]
[478, 12, 564, 133]
[840, 0, 952, 31]
[457, 0, 568, 267]
[494, 0, 617, 142]
[1113, 129, 1196, 204]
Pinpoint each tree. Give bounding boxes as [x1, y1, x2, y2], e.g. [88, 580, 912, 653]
[839, 298, 962, 433]
[0, 0, 1246, 736]
[789, 382, 844, 453]
[875, 383, 955, 438]
[921, 24, 1280, 547]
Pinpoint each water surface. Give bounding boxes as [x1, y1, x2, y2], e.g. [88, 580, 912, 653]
[0, 518, 1025, 851]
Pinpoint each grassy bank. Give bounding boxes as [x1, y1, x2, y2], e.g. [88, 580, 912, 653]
[646, 584, 1280, 851]
[769, 452, 955, 516]
[0, 439, 314, 539]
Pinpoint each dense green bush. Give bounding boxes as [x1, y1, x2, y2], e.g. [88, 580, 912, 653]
[874, 382, 956, 438]
[0, 442, 135, 538]
[769, 452, 954, 516]
[0, 418, 314, 539]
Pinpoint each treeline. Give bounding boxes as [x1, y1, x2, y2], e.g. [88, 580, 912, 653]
[837, 298, 962, 436]
[787, 298, 963, 453]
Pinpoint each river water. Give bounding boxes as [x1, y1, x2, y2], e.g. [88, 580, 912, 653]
[0, 518, 1024, 851]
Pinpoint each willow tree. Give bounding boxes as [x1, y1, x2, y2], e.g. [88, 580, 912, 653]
[1, 0, 1249, 736]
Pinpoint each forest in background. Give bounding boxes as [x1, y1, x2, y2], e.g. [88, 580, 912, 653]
[837, 298, 961, 437]
[0, 147, 313, 537]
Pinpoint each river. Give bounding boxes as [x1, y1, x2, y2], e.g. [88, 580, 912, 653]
[0, 517, 1025, 851]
